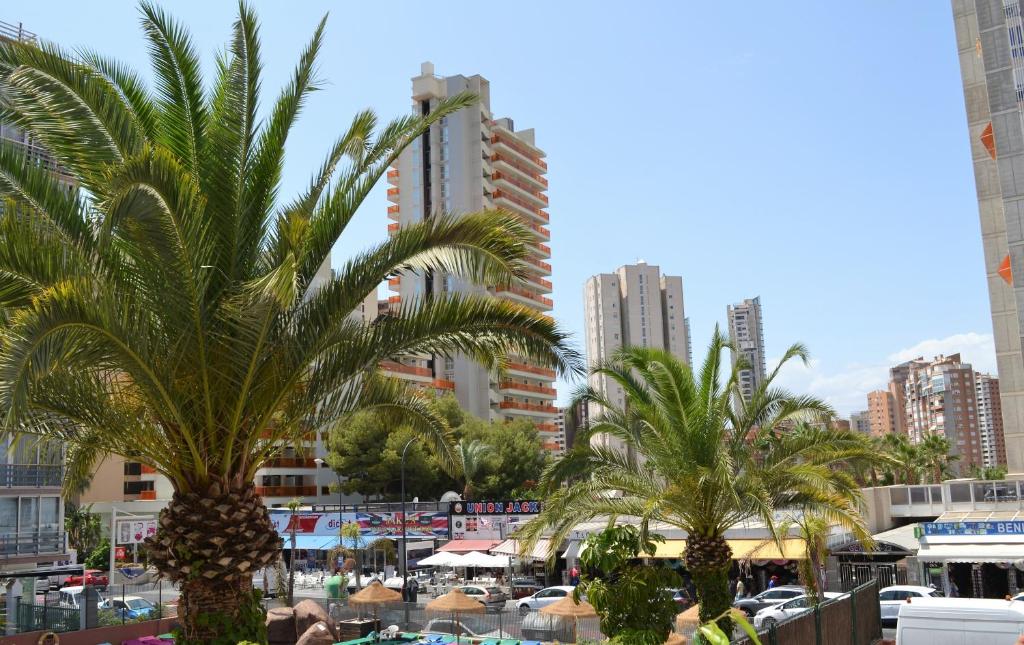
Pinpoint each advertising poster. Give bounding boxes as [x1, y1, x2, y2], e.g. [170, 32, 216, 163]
[268, 510, 448, 538]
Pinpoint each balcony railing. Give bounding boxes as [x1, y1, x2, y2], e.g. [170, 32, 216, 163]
[492, 172, 548, 205]
[263, 457, 319, 469]
[0, 464, 62, 488]
[536, 423, 559, 433]
[506, 362, 556, 379]
[491, 153, 548, 188]
[495, 286, 553, 308]
[524, 256, 552, 273]
[256, 485, 318, 497]
[493, 190, 550, 221]
[499, 381, 557, 397]
[490, 133, 547, 170]
[140, 465, 157, 475]
[388, 223, 400, 233]
[380, 361, 431, 378]
[387, 187, 399, 197]
[0, 21, 37, 44]
[499, 401, 558, 414]
[0, 531, 64, 557]
[432, 378, 456, 390]
[525, 275, 553, 291]
[136, 490, 157, 500]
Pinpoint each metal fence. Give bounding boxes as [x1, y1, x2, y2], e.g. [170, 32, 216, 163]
[732, 580, 881, 645]
[272, 595, 604, 643]
[16, 602, 78, 633]
[10, 579, 179, 634]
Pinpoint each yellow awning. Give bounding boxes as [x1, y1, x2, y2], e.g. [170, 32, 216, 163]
[642, 538, 806, 560]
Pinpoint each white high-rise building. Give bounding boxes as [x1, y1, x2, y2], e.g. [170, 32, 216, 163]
[583, 262, 689, 449]
[727, 297, 767, 404]
[386, 63, 560, 448]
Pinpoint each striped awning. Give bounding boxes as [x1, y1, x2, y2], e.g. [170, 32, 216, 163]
[490, 539, 553, 560]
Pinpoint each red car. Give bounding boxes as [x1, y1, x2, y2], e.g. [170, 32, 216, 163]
[63, 569, 109, 589]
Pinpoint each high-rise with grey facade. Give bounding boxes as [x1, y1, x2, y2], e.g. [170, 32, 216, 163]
[951, 0, 1024, 471]
[583, 263, 689, 437]
[727, 297, 767, 403]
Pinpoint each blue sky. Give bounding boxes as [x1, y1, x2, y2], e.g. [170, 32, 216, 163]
[7, 1, 994, 414]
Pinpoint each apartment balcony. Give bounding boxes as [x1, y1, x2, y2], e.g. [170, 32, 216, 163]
[495, 285, 553, 310]
[490, 131, 547, 172]
[493, 190, 549, 225]
[388, 276, 401, 291]
[263, 457, 319, 469]
[498, 381, 557, 399]
[386, 187, 400, 203]
[380, 360, 433, 383]
[432, 378, 456, 391]
[256, 485, 318, 498]
[0, 531, 66, 558]
[387, 204, 400, 221]
[505, 361, 557, 380]
[387, 168, 399, 185]
[536, 423, 560, 434]
[388, 295, 401, 305]
[491, 154, 547, 190]
[0, 464, 62, 488]
[492, 172, 548, 208]
[140, 465, 157, 475]
[388, 223, 400, 236]
[531, 241, 551, 259]
[498, 401, 558, 416]
[523, 256, 552, 276]
[525, 221, 550, 241]
[524, 274, 553, 291]
[137, 490, 157, 500]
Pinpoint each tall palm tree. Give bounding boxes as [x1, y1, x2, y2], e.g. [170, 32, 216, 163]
[340, 521, 363, 591]
[0, 5, 578, 642]
[457, 439, 492, 499]
[518, 333, 877, 632]
[919, 432, 958, 484]
[880, 434, 922, 484]
[285, 498, 300, 607]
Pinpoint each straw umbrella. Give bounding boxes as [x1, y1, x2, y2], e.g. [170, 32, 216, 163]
[425, 587, 485, 642]
[665, 633, 688, 645]
[540, 594, 598, 642]
[348, 580, 402, 624]
[675, 604, 700, 632]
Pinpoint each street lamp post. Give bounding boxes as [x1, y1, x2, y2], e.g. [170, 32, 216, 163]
[400, 437, 416, 602]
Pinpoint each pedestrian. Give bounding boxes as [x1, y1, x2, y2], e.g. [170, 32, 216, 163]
[569, 566, 580, 586]
[735, 578, 746, 601]
[768, 575, 779, 589]
[325, 567, 345, 622]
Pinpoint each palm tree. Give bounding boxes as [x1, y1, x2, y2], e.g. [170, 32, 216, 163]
[340, 521, 363, 591]
[457, 439, 492, 499]
[518, 333, 877, 632]
[880, 434, 923, 484]
[286, 498, 300, 607]
[0, 5, 578, 642]
[919, 432, 958, 484]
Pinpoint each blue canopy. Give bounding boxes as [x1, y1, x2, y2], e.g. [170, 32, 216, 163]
[281, 535, 393, 550]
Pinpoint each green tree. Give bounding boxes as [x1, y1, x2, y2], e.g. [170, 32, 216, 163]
[456, 439, 491, 499]
[84, 537, 111, 570]
[919, 432, 959, 483]
[463, 418, 546, 498]
[577, 526, 681, 645]
[879, 434, 922, 485]
[65, 503, 102, 557]
[519, 335, 876, 633]
[969, 464, 1007, 480]
[0, 5, 577, 641]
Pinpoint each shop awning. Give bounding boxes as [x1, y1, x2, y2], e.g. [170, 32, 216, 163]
[639, 538, 806, 560]
[438, 539, 500, 553]
[491, 539, 553, 560]
[562, 540, 582, 561]
[917, 543, 1024, 563]
[283, 535, 338, 550]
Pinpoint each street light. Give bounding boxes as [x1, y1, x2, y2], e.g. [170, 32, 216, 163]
[400, 437, 417, 601]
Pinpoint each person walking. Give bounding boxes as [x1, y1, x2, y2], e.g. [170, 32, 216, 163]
[325, 567, 345, 622]
[768, 575, 779, 589]
[735, 577, 746, 601]
[569, 566, 580, 586]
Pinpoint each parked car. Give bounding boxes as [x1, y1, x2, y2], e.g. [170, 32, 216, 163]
[457, 585, 508, 611]
[99, 595, 158, 620]
[878, 585, 944, 626]
[58, 586, 105, 609]
[733, 585, 805, 616]
[511, 579, 544, 599]
[752, 592, 843, 630]
[422, 617, 510, 639]
[515, 585, 576, 614]
[520, 610, 576, 643]
[897, 597, 1024, 644]
[63, 569, 109, 590]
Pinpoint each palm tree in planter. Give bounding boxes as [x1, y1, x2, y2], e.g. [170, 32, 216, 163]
[518, 333, 877, 632]
[0, 4, 578, 642]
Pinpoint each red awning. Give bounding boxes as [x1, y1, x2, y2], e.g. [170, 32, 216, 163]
[438, 539, 500, 553]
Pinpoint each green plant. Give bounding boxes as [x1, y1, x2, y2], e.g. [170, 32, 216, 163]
[577, 526, 680, 645]
[457, 439, 492, 499]
[84, 538, 110, 570]
[0, 1, 578, 641]
[694, 609, 762, 645]
[519, 335, 878, 633]
[341, 521, 362, 590]
[65, 503, 102, 558]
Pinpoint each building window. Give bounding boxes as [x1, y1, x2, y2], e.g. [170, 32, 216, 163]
[124, 481, 155, 495]
[123, 462, 142, 476]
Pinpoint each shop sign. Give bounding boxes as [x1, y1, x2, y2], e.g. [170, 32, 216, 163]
[920, 521, 1024, 536]
[448, 500, 541, 515]
[268, 510, 448, 538]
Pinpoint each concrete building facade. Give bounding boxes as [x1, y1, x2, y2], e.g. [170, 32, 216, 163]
[850, 411, 872, 434]
[727, 297, 767, 404]
[975, 372, 1008, 467]
[867, 390, 900, 436]
[951, 0, 1024, 471]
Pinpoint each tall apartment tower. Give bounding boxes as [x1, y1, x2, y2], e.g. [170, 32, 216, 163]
[950, 0, 1024, 471]
[849, 411, 872, 434]
[727, 297, 767, 403]
[976, 372, 1008, 467]
[386, 63, 559, 444]
[902, 354, 984, 474]
[866, 390, 900, 436]
[583, 263, 688, 451]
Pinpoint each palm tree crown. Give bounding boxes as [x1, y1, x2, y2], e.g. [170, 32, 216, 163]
[0, 4, 578, 642]
[519, 332, 876, 629]
[457, 438, 492, 499]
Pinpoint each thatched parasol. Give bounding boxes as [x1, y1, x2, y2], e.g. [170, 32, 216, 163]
[540, 594, 598, 641]
[665, 632, 688, 645]
[347, 580, 402, 622]
[675, 604, 700, 631]
[425, 587, 485, 640]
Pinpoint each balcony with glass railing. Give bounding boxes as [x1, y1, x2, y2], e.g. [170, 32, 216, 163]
[0, 464, 62, 488]
[0, 531, 65, 558]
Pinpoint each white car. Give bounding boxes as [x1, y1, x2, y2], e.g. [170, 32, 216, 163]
[879, 585, 944, 625]
[752, 592, 842, 629]
[515, 585, 577, 614]
[422, 617, 511, 639]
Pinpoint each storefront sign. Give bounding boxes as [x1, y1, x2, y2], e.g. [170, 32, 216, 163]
[448, 500, 542, 540]
[448, 500, 541, 515]
[268, 510, 448, 538]
[920, 521, 1024, 536]
[115, 519, 158, 545]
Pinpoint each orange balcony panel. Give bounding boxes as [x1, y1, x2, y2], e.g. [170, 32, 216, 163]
[524, 257, 552, 273]
[380, 360, 432, 378]
[387, 187, 399, 197]
[264, 457, 318, 469]
[388, 295, 401, 304]
[492, 153, 548, 187]
[526, 275, 553, 291]
[491, 133, 548, 170]
[492, 172, 548, 205]
[388, 277, 401, 288]
[499, 401, 558, 414]
[432, 378, 456, 390]
[137, 490, 157, 500]
[506, 362, 556, 379]
[499, 381, 557, 397]
[140, 465, 157, 475]
[981, 121, 996, 160]
[536, 423, 559, 433]
[388, 204, 400, 216]
[542, 442, 561, 451]
[494, 190, 547, 221]
[534, 242, 551, 256]
[1000, 254, 1013, 285]
[256, 485, 318, 498]
[495, 286, 553, 308]
[387, 168, 400, 180]
[388, 223, 400, 233]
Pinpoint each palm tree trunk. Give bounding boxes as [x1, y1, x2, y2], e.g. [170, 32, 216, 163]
[144, 480, 281, 644]
[685, 534, 734, 633]
[288, 530, 297, 605]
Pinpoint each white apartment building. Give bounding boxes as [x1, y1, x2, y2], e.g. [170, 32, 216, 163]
[386, 62, 560, 449]
[849, 411, 871, 434]
[727, 297, 767, 403]
[583, 262, 689, 449]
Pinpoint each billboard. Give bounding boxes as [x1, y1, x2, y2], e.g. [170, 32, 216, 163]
[448, 499, 542, 540]
[268, 510, 448, 538]
[116, 519, 158, 545]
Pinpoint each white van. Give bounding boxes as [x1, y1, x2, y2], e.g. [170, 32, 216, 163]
[896, 597, 1024, 644]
